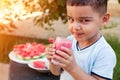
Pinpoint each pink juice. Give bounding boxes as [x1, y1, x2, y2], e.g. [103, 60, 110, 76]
[51, 37, 72, 63]
[54, 37, 72, 50]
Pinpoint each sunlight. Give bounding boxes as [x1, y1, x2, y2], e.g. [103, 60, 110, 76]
[0, 0, 43, 24]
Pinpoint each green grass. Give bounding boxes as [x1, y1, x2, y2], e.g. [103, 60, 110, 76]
[0, 34, 49, 63]
[105, 35, 120, 80]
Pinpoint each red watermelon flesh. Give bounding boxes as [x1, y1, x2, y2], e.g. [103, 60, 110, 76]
[33, 61, 46, 69]
[48, 38, 55, 43]
[13, 42, 46, 59]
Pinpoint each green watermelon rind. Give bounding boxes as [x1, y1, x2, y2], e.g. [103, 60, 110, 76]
[15, 52, 46, 61]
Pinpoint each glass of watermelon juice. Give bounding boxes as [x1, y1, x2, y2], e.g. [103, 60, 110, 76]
[51, 37, 72, 63]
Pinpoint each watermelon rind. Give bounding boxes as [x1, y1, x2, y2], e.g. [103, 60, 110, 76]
[15, 52, 46, 61]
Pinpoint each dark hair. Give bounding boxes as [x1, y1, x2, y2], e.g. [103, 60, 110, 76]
[66, 0, 108, 16]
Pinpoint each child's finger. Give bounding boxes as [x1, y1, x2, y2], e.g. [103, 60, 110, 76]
[55, 50, 70, 60]
[52, 57, 66, 68]
[61, 47, 73, 56]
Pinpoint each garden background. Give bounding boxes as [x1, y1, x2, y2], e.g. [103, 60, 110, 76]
[0, 0, 120, 80]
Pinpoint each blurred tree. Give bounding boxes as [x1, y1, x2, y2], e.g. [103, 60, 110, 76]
[0, 0, 66, 31]
[118, 0, 120, 3]
[0, 0, 120, 31]
[33, 0, 67, 31]
[0, 0, 18, 32]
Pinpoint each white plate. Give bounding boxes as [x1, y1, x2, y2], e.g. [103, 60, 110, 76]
[9, 51, 29, 64]
[28, 58, 50, 73]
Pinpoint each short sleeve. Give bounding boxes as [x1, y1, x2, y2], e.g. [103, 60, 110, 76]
[91, 47, 116, 79]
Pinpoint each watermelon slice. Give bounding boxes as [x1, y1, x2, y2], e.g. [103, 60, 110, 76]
[33, 61, 46, 69]
[13, 42, 46, 60]
[48, 38, 55, 43]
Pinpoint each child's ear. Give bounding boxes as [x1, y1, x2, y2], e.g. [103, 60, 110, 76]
[102, 12, 110, 26]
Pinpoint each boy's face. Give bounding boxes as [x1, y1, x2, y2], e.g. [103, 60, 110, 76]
[67, 5, 109, 42]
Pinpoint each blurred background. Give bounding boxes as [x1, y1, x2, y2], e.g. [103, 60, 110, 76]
[0, 0, 120, 80]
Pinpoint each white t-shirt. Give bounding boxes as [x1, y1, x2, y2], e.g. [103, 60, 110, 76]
[60, 35, 116, 80]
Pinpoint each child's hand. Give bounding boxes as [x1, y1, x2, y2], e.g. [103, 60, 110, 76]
[52, 47, 77, 72]
[45, 44, 56, 62]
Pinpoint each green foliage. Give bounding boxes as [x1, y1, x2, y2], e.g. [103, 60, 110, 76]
[118, 0, 120, 4]
[105, 35, 120, 80]
[0, 0, 67, 31]
[0, 34, 49, 63]
[1, 0, 120, 31]
[33, 0, 67, 30]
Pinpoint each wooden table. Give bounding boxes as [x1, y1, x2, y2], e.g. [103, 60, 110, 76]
[8, 60, 60, 80]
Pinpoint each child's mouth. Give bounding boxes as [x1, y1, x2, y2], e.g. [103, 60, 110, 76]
[74, 33, 84, 37]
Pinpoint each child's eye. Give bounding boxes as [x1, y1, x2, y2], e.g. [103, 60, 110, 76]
[80, 19, 91, 23]
[67, 17, 74, 23]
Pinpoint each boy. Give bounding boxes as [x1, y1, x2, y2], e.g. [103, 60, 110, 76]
[46, 0, 116, 80]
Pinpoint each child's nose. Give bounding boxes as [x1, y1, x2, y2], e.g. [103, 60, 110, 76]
[72, 22, 81, 29]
